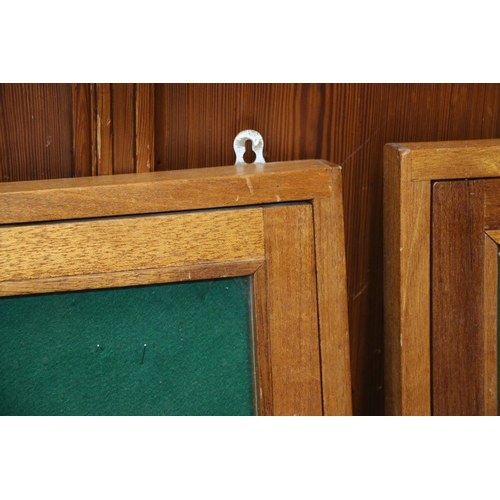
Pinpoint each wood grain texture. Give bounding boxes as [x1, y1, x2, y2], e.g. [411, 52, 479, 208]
[0, 160, 333, 224]
[0, 84, 74, 181]
[71, 83, 95, 177]
[112, 84, 135, 175]
[402, 139, 500, 180]
[383, 144, 431, 415]
[252, 264, 273, 416]
[432, 181, 485, 415]
[3, 83, 500, 414]
[483, 233, 498, 416]
[97, 83, 113, 176]
[312, 168, 352, 415]
[486, 230, 500, 244]
[262, 204, 323, 416]
[0, 260, 263, 297]
[0, 209, 264, 281]
[482, 178, 500, 229]
[136, 84, 154, 173]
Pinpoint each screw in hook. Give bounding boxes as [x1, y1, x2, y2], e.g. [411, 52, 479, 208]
[141, 344, 147, 365]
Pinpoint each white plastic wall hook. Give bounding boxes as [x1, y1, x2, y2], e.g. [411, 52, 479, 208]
[233, 130, 266, 165]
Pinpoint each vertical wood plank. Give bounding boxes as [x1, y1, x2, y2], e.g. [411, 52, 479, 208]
[89, 84, 97, 176]
[135, 84, 155, 173]
[112, 83, 135, 174]
[252, 264, 273, 416]
[0, 84, 74, 181]
[340, 85, 390, 415]
[432, 180, 485, 415]
[384, 144, 431, 415]
[263, 204, 323, 415]
[446, 84, 487, 139]
[312, 168, 352, 415]
[97, 83, 113, 176]
[71, 83, 94, 177]
[4, 83, 500, 415]
[484, 233, 498, 416]
[481, 84, 500, 138]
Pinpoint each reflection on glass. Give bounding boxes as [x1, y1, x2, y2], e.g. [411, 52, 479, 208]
[0, 277, 254, 416]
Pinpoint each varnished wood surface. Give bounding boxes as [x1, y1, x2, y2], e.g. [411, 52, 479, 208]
[262, 204, 323, 415]
[0, 260, 263, 297]
[2, 83, 500, 414]
[432, 181, 485, 415]
[112, 84, 135, 175]
[71, 83, 95, 177]
[96, 84, 154, 176]
[483, 179, 500, 228]
[0, 160, 333, 224]
[135, 84, 154, 173]
[97, 83, 113, 176]
[0, 209, 264, 281]
[0, 156, 353, 415]
[483, 233, 498, 415]
[400, 139, 500, 180]
[312, 169, 352, 415]
[252, 264, 273, 415]
[486, 229, 500, 243]
[0, 84, 75, 181]
[385, 141, 500, 416]
[383, 145, 431, 415]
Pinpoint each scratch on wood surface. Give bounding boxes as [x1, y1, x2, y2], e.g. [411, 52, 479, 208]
[246, 177, 254, 195]
[97, 113, 101, 160]
[340, 120, 388, 166]
[351, 283, 368, 300]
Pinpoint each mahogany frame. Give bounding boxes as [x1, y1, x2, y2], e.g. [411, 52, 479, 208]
[384, 139, 500, 415]
[0, 160, 352, 416]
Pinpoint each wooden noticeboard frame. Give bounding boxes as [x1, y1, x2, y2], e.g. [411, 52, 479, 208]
[0, 160, 352, 416]
[384, 139, 500, 416]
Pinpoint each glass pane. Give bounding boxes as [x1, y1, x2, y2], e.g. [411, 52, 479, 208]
[0, 277, 254, 416]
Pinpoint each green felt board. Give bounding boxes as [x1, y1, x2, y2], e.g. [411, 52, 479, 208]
[0, 277, 254, 416]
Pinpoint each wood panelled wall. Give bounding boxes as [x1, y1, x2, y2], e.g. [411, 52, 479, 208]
[2, 83, 500, 415]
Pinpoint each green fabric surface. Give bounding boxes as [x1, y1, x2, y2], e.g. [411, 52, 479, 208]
[0, 277, 254, 416]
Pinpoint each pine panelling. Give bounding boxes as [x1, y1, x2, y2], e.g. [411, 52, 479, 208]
[447, 85, 487, 139]
[96, 83, 155, 175]
[0, 84, 74, 181]
[112, 83, 135, 174]
[482, 85, 500, 137]
[3, 83, 500, 414]
[135, 84, 154, 173]
[339, 84, 391, 414]
[97, 83, 113, 175]
[71, 83, 95, 177]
